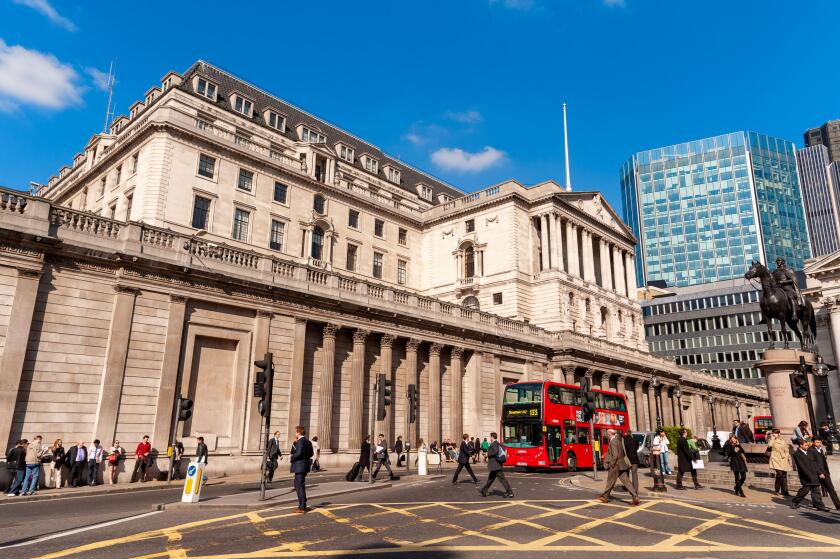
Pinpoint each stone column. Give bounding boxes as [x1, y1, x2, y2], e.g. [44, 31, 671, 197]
[151, 295, 188, 449]
[0, 268, 42, 449]
[406, 339, 420, 446]
[539, 214, 550, 271]
[551, 213, 563, 271]
[428, 343, 443, 445]
[244, 310, 272, 452]
[318, 324, 339, 450]
[613, 246, 626, 296]
[93, 285, 139, 442]
[287, 318, 308, 445]
[583, 230, 596, 283]
[647, 382, 659, 429]
[662, 386, 674, 426]
[348, 328, 369, 448]
[584, 368, 595, 390]
[450, 347, 464, 440]
[633, 378, 647, 430]
[625, 252, 637, 300]
[616, 374, 629, 424]
[599, 240, 613, 291]
[561, 365, 575, 385]
[378, 333, 396, 443]
[600, 372, 611, 391]
[566, 221, 579, 278]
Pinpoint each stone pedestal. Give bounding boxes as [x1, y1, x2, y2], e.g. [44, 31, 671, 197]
[756, 349, 813, 441]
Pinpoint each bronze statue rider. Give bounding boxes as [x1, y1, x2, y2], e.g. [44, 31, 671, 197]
[772, 257, 803, 321]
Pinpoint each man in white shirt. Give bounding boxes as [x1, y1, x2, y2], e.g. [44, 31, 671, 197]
[652, 429, 672, 475]
[87, 439, 104, 486]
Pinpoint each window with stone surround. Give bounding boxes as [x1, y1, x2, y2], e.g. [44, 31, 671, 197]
[232, 208, 250, 241]
[493, 292, 503, 305]
[270, 219, 284, 251]
[465, 219, 475, 233]
[374, 218, 385, 238]
[313, 194, 326, 214]
[348, 209, 360, 229]
[311, 226, 324, 260]
[397, 259, 407, 285]
[196, 77, 217, 101]
[267, 111, 285, 131]
[198, 154, 216, 179]
[398, 227, 407, 246]
[237, 169, 254, 192]
[339, 144, 354, 162]
[273, 182, 288, 204]
[346, 243, 358, 271]
[373, 251, 383, 279]
[233, 95, 253, 117]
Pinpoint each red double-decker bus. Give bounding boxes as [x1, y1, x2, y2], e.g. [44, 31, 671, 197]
[753, 415, 773, 443]
[500, 381, 630, 471]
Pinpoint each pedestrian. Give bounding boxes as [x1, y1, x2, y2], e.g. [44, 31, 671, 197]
[171, 440, 184, 480]
[481, 437, 489, 462]
[108, 441, 125, 484]
[394, 436, 404, 467]
[372, 434, 395, 481]
[675, 429, 702, 490]
[49, 438, 65, 489]
[66, 440, 87, 488]
[652, 429, 672, 475]
[290, 425, 313, 513]
[87, 439, 103, 486]
[267, 431, 282, 482]
[767, 429, 791, 497]
[793, 421, 810, 445]
[731, 420, 754, 444]
[355, 435, 372, 481]
[810, 438, 840, 509]
[5, 440, 28, 496]
[131, 435, 151, 483]
[598, 429, 641, 505]
[311, 436, 321, 472]
[817, 422, 833, 455]
[723, 434, 748, 497]
[195, 436, 208, 464]
[622, 430, 641, 495]
[453, 434, 479, 485]
[791, 439, 829, 511]
[21, 435, 48, 495]
[479, 432, 513, 498]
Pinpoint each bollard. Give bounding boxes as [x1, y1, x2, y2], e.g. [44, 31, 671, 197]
[418, 447, 428, 476]
[181, 460, 205, 503]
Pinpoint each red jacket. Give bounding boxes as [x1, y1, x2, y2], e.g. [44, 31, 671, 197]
[135, 441, 151, 458]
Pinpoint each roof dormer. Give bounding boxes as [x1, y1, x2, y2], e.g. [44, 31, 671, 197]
[110, 115, 128, 133]
[416, 182, 433, 202]
[192, 74, 218, 101]
[160, 70, 183, 91]
[129, 100, 145, 119]
[361, 153, 379, 175]
[335, 142, 354, 162]
[229, 91, 254, 118]
[263, 108, 286, 132]
[72, 153, 84, 168]
[437, 193, 452, 204]
[144, 86, 161, 105]
[297, 124, 326, 144]
[383, 163, 401, 184]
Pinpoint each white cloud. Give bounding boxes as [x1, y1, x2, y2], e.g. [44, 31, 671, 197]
[445, 110, 483, 125]
[431, 146, 506, 173]
[603, 0, 626, 6]
[401, 122, 448, 147]
[13, 0, 77, 31]
[85, 67, 112, 91]
[0, 39, 83, 111]
[403, 132, 425, 146]
[489, 0, 535, 10]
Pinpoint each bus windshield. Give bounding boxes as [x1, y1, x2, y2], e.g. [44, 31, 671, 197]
[504, 383, 542, 405]
[502, 421, 543, 448]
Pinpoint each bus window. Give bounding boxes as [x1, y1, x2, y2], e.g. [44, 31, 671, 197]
[547, 385, 580, 406]
[564, 427, 577, 444]
[577, 428, 589, 445]
[504, 383, 543, 405]
[502, 422, 543, 448]
[547, 387, 561, 404]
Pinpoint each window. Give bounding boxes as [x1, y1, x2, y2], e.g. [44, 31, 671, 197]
[464, 246, 475, 278]
[125, 195, 133, 220]
[198, 154, 216, 179]
[131, 153, 139, 174]
[99, 177, 106, 198]
[237, 169, 254, 192]
[373, 252, 383, 279]
[192, 196, 211, 229]
[493, 292, 503, 305]
[397, 259, 407, 285]
[311, 226, 324, 260]
[374, 219, 385, 238]
[419, 184, 433, 201]
[398, 228, 407, 246]
[313, 194, 326, 214]
[301, 126, 326, 143]
[348, 209, 360, 228]
[232, 208, 250, 241]
[363, 156, 379, 174]
[270, 220, 284, 251]
[346, 244, 358, 271]
[267, 111, 285, 131]
[196, 78, 217, 100]
[233, 95, 253, 116]
[273, 182, 288, 204]
[386, 167, 400, 183]
[108, 202, 117, 219]
[115, 165, 122, 185]
[339, 145, 354, 162]
[462, 296, 479, 309]
[465, 219, 475, 233]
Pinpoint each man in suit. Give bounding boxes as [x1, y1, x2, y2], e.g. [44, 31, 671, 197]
[810, 439, 840, 509]
[792, 439, 829, 511]
[290, 426, 313, 513]
[394, 436, 404, 467]
[622, 430, 642, 494]
[266, 431, 282, 482]
[599, 429, 640, 505]
[195, 436, 209, 464]
[371, 434, 395, 481]
[66, 441, 87, 488]
[731, 420, 754, 444]
[453, 433, 479, 485]
[479, 432, 513, 498]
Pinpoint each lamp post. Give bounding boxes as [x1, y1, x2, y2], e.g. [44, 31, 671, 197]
[813, 355, 839, 454]
[706, 393, 720, 451]
[652, 375, 663, 430]
[674, 386, 684, 427]
[650, 375, 667, 491]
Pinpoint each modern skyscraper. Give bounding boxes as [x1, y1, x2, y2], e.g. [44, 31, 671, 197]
[804, 119, 840, 162]
[621, 131, 811, 289]
[796, 144, 840, 257]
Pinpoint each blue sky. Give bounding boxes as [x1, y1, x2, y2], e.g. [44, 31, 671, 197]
[0, 0, 837, 211]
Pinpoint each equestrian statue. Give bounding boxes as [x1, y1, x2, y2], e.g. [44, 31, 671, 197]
[744, 257, 816, 350]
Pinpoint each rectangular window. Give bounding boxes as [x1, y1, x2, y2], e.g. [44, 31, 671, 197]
[348, 209, 360, 229]
[131, 153, 139, 174]
[198, 154, 216, 179]
[115, 165, 122, 185]
[398, 227, 407, 246]
[99, 177, 105, 197]
[196, 78, 216, 100]
[270, 220, 285, 251]
[192, 196, 211, 229]
[108, 203, 117, 219]
[232, 208, 250, 241]
[125, 195, 133, 220]
[339, 145, 354, 162]
[273, 182, 288, 203]
[466, 219, 475, 233]
[301, 127, 326, 143]
[267, 111, 285, 131]
[373, 252, 383, 279]
[233, 95, 252, 116]
[493, 292, 503, 305]
[364, 156, 379, 174]
[397, 259, 407, 285]
[374, 219, 385, 238]
[346, 244, 358, 272]
[237, 169, 254, 192]
[420, 185, 433, 201]
[387, 167, 400, 183]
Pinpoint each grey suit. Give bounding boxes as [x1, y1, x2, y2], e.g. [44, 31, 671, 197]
[600, 435, 638, 501]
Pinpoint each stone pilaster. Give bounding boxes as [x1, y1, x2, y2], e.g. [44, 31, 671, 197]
[539, 214, 550, 272]
[613, 246, 627, 297]
[561, 365, 575, 385]
[377, 333, 396, 443]
[566, 221, 579, 278]
[625, 251, 637, 299]
[287, 318, 308, 445]
[599, 240, 613, 291]
[428, 343, 443, 445]
[550, 213, 563, 271]
[151, 294, 188, 450]
[348, 328, 369, 449]
[318, 323, 339, 450]
[450, 346, 464, 440]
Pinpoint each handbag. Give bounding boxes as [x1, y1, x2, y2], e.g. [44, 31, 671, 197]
[691, 459, 705, 470]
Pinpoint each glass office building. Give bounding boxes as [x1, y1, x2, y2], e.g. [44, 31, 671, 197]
[621, 131, 811, 288]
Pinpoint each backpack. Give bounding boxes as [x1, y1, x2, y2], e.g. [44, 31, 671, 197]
[496, 444, 507, 464]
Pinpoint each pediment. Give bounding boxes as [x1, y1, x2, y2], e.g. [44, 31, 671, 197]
[804, 250, 840, 278]
[565, 192, 636, 242]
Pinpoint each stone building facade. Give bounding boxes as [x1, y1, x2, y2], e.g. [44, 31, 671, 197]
[0, 61, 768, 477]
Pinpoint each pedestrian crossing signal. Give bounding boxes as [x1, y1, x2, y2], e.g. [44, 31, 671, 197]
[408, 384, 418, 424]
[377, 373, 392, 421]
[789, 371, 809, 399]
[580, 377, 596, 421]
[177, 396, 193, 421]
[254, 352, 274, 417]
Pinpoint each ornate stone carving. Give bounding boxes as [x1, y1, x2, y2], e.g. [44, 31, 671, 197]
[429, 342, 443, 356]
[169, 294, 189, 304]
[451, 346, 464, 360]
[256, 309, 274, 319]
[114, 284, 140, 294]
[380, 333, 396, 348]
[323, 323, 339, 339]
[16, 268, 43, 279]
[406, 338, 421, 352]
[353, 329, 369, 344]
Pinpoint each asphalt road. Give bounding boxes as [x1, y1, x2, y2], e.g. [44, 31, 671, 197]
[3, 470, 840, 559]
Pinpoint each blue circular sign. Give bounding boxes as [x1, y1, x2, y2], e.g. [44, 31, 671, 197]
[187, 464, 197, 476]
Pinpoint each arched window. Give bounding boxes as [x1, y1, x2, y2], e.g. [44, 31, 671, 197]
[464, 246, 475, 278]
[462, 296, 480, 310]
[311, 226, 324, 260]
[313, 194, 325, 214]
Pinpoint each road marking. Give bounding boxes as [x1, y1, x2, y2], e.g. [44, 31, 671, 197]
[0, 510, 162, 550]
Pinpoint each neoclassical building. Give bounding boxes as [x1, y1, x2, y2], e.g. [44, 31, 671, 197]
[0, 61, 767, 476]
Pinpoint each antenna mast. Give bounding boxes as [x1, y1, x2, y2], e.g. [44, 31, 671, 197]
[102, 60, 116, 134]
[563, 102, 571, 191]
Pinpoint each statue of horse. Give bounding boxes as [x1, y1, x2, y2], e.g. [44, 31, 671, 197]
[744, 260, 815, 350]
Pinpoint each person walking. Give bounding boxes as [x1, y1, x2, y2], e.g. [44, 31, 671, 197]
[791, 439, 828, 511]
[290, 425, 313, 513]
[266, 431, 282, 482]
[652, 429, 672, 475]
[108, 441, 125, 484]
[453, 434, 479, 485]
[723, 435, 748, 497]
[195, 436, 208, 465]
[355, 436, 372, 481]
[5, 440, 28, 496]
[394, 436, 405, 467]
[767, 429, 791, 497]
[372, 434, 395, 481]
[49, 439, 65, 489]
[732, 420, 754, 444]
[599, 429, 641, 505]
[311, 436, 321, 472]
[481, 437, 490, 462]
[817, 422, 833, 455]
[66, 440, 87, 488]
[21, 435, 48, 495]
[622, 430, 641, 495]
[171, 441, 184, 480]
[479, 432, 513, 498]
[675, 429, 702, 490]
[810, 438, 840, 509]
[131, 435, 152, 483]
[793, 421, 810, 445]
[87, 439, 103, 486]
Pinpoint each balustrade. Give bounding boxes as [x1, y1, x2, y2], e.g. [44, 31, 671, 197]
[50, 208, 121, 239]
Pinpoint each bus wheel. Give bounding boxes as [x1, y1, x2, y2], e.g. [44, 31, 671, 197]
[566, 452, 578, 472]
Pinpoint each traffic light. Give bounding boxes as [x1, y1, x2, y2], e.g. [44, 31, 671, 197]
[254, 352, 274, 417]
[790, 371, 809, 399]
[407, 384, 418, 424]
[376, 373, 392, 421]
[176, 396, 193, 422]
[580, 377, 596, 422]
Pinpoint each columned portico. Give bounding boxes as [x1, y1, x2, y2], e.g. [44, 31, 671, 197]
[428, 343, 443, 445]
[318, 323, 339, 450]
[450, 347, 464, 440]
[349, 329, 369, 448]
